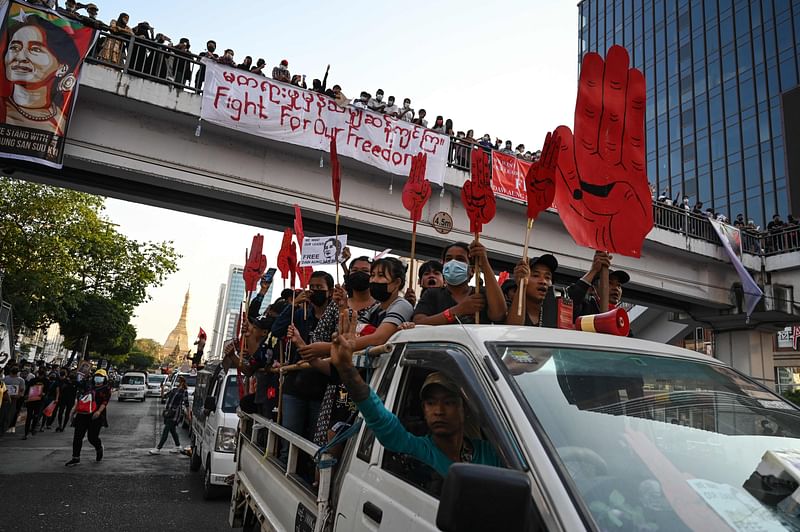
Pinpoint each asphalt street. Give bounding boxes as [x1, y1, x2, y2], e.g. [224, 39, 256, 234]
[0, 392, 232, 531]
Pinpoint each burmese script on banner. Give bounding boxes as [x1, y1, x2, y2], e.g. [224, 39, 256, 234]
[0, 1, 97, 168]
[200, 60, 451, 185]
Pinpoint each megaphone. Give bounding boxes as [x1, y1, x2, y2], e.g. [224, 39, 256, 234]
[574, 307, 630, 337]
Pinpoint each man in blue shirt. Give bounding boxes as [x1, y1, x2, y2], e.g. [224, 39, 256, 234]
[330, 311, 502, 477]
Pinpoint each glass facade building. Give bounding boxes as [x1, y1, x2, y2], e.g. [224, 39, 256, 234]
[578, 0, 800, 225]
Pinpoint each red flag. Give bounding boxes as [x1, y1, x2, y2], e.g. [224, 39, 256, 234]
[525, 131, 559, 220]
[197, 327, 207, 339]
[402, 152, 431, 222]
[461, 149, 496, 233]
[554, 45, 653, 257]
[243, 234, 267, 292]
[298, 266, 314, 289]
[277, 228, 293, 281]
[498, 271, 509, 287]
[331, 136, 341, 211]
[293, 204, 305, 251]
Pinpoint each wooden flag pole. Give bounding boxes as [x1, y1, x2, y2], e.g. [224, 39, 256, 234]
[474, 231, 481, 324]
[599, 261, 610, 312]
[409, 220, 418, 291]
[517, 218, 535, 317]
[335, 211, 340, 286]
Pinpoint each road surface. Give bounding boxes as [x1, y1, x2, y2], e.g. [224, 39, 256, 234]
[0, 392, 231, 531]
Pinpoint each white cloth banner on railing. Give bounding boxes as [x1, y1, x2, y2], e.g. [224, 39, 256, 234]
[709, 219, 763, 317]
[199, 60, 451, 185]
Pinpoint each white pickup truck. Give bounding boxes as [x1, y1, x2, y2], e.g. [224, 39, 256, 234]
[229, 325, 800, 532]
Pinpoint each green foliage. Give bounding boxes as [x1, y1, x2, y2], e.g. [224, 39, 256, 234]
[0, 178, 180, 356]
[123, 338, 162, 370]
[783, 389, 800, 407]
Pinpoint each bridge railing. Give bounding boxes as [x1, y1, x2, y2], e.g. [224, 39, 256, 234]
[87, 30, 203, 93]
[82, 29, 800, 258]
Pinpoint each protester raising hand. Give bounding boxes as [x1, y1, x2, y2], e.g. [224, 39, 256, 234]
[332, 285, 349, 309]
[330, 309, 358, 376]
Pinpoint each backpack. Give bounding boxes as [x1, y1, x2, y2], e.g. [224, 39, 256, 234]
[75, 391, 96, 414]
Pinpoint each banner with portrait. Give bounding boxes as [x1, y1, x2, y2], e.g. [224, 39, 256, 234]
[0, 1, 97, 168]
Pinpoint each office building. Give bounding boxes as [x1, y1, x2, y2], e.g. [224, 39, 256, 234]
[578, 0, 799, 224]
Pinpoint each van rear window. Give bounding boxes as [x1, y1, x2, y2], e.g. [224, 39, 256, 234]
[121, 375, 144, 385]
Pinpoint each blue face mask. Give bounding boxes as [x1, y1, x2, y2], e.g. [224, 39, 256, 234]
[442, 260, 469, 286]
[94, 377, 104, 385]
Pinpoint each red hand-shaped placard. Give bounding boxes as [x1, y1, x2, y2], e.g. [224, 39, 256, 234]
[402, 152, 431, 223]
[554, 45, 653, 258]
[525, 131, 560, 220]
[293, 204, 305, 251]
[242, 234, 267, 292]
[497, 271, 509, 287]
[277, 228, 293, 282]
[461, 148, 496, 234]
[330, 136, 341, 212]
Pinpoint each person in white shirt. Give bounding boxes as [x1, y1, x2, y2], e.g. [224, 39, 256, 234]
[353, 91, 370, 109]
[398, 98, 414, 122]
[368, 89, 386, 113]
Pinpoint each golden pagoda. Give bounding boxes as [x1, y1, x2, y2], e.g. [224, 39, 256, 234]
[161, 288, 190, 366]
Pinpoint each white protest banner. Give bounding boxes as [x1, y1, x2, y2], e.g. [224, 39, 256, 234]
[200, 61, 451, 185]
[299, 235, 348, 266]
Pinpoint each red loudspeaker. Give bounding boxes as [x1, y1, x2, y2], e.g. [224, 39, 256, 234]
[574, 308, 630, 337]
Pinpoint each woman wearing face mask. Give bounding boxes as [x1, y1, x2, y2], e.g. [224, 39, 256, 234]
[272, 271, 335, 449]
[432, 115, 445, 133]
[413, 241, 507, 325]
[300, 256, 375, 447]
[65, 369, 111, 466]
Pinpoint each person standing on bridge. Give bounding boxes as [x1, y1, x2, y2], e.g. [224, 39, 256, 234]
[65, 369, 110, 466]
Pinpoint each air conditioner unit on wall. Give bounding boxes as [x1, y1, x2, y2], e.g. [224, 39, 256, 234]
[765, 284, 793, 315]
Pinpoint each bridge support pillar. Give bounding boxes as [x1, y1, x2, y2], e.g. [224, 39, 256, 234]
[714, 329, 776, 390]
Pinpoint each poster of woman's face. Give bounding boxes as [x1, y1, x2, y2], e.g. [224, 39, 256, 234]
[0, 1, 96, 168]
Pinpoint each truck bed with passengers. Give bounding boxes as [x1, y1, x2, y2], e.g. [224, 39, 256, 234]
[229, 325, 800, 532]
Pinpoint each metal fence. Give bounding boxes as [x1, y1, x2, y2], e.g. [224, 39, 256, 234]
[87, 30, 203, 93]
[83, 29, 800, 258]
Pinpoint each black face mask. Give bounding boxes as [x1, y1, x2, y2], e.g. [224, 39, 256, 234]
[310, 290, 328, 306]
[369, 282, 392, 302]
[347, 271, 370, 292]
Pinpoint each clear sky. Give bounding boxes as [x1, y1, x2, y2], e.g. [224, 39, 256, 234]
[97, 0, 581, 347]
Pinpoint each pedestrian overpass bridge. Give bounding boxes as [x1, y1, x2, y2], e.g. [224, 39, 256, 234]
[6, 63, 799, 379]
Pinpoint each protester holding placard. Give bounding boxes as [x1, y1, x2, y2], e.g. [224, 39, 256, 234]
[413, 242, 506, 325]
[505, 255, 558, 327]
[272, 271, 335, 456]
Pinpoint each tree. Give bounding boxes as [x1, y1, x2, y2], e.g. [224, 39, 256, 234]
[59, 293, 136, 358]
[0, 178, 180, 329]
[123, 338, 162, 370]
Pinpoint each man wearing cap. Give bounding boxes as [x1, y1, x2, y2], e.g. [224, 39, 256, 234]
[506, 254, 558, 327]
[330, 311, 502, 477]
[567, 250, 630, 319]
[273, 59, 291, 83]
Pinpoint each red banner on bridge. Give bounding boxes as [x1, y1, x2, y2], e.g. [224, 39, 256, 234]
[490, 150, 531, 203]
[0, 1, 97, 168]
[200, 61, 451, 185]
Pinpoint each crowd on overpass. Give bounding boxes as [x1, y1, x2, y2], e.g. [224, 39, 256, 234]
[35, 0, 797, 244]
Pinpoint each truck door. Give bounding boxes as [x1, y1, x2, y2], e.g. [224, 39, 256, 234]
[335, 343, 517, 532]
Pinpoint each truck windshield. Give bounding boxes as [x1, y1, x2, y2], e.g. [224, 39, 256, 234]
[221, 375, 239, 414]
[493, 345, 800, 532]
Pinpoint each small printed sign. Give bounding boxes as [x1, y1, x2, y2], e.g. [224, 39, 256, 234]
[432, 211, 453, 234]
[299, 235, 348, 266]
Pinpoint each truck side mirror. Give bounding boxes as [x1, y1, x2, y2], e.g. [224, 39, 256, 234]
[204, 396, 217, 411]
[436, 464, 539, 532]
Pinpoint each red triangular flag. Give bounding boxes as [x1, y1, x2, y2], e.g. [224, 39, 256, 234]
[294, 204, 305, 251]
[331, 136, 341, 211]
[298, 266, 314, 289]
[498, 271, 509, 287]
[198, 327, 207, 339]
